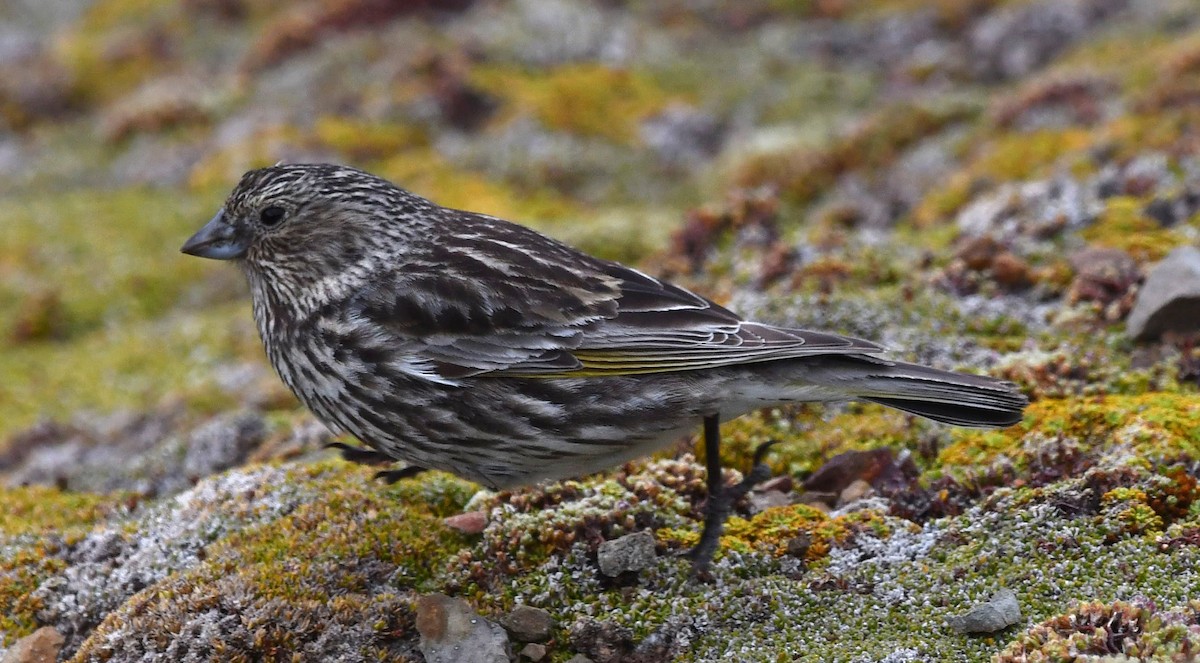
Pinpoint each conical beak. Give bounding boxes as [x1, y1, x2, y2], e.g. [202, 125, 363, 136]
[181, 210, 248, 260]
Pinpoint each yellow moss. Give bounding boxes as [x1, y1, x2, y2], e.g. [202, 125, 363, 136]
[806, 407, 924, 454]
[1080, 197, 1185, 262]
[471, 63, 681, 144]
[52, 0, 186, 105]
[0, 548, 67, 644]
[1116, 503, 1164, 536]
[974, 129, 1093, 181]
[940, 393, 1200, 471]
[723, 503, 869, 562]
[70, 0, 174, 32]
[712, 405, 931, 482]
[909, 121, 1120, 229]
[313, 117, 428, 160]
[1103, 487, 1148, 505]
[199, 467, 468, 601]
[0, 486, 126, 537]
[374, 147, 576, 223]
[1100, 110, 1200, 161]
[909, 172, 976, 228]
[1055, 27, 1176, 95]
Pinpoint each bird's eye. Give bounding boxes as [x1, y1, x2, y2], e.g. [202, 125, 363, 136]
[260, 206, 286, 227]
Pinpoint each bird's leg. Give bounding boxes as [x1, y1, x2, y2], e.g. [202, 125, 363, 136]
[326, 441, 427, 483]
[687, 415, 778, 574]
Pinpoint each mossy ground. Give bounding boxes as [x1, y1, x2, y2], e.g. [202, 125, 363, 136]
[5, 0, 1200, 661]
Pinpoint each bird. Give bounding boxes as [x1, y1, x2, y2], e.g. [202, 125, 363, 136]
[181, 163, 1027, 572]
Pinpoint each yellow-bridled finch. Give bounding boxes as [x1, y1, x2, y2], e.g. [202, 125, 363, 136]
[182, 164, 1026, 570]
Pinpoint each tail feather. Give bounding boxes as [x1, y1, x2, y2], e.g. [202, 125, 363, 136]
[861, 395, 1025, 427]
[841, 360, 1027, 429]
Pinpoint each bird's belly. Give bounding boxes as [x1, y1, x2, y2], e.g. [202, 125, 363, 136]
[269, 353, 720, 487]
[265, 345, 830, 489]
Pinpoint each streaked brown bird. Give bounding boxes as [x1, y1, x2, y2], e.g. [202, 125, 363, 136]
[182, 164, 1027, 571]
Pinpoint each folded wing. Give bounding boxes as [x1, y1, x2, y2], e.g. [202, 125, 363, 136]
[352, 211, 883, 381]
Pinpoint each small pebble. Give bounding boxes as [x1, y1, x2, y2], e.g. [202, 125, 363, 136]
[786, 532, 812, 559]
[597, 530, 657, 577]
[947, 589, 1022, 634]
[503, 604, 554, 642]
[837, 479, 873, 507]
[443, 510, 488, 534]
[0, 627, 64, 663]
[519, 643, 548, 661]
[748, 489, 791, 514]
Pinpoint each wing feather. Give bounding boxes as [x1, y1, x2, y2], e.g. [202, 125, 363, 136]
[352, 210, 882, 380]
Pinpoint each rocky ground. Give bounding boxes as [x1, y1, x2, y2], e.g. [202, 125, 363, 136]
[3, 0, 1200, 661]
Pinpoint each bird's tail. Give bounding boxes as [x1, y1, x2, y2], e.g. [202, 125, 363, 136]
[847, 360, 1027, 428]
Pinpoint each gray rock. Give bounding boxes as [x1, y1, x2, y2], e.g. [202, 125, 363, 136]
[947, 588, 1022, 634]
[596, 530, 657, 577]
[181, 412, 267, 481]
[969, 0, 1127, 82]
[1127, 246, 1200, 341]
[639, 104, 726, 167]
[502, 605, 555, 642]
[415, 594, 510, 663]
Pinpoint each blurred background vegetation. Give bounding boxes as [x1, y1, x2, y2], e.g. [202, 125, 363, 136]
[0, 0, 1197, 442]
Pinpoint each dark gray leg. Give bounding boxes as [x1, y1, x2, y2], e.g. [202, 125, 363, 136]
[687, 415, 777, 575]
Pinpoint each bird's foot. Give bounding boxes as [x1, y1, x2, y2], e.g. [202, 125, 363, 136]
[326, 442, 426, 483]
[686, 440, 779, 577]
[373, 465, 428, 484]
[327, 441, 393, 466]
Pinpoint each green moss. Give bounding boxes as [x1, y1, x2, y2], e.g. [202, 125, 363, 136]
[0, 185, 300, 440]
[0, 304, 265, 442]
[0, 487, 126, 643]
[71, 462, 470, 659]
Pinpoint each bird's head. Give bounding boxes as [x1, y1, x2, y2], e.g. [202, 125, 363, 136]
[182, 163, 430, 278]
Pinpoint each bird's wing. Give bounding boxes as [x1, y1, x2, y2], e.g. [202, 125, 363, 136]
[351, 212, 883, 380]
[556, 262, 884, 376]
